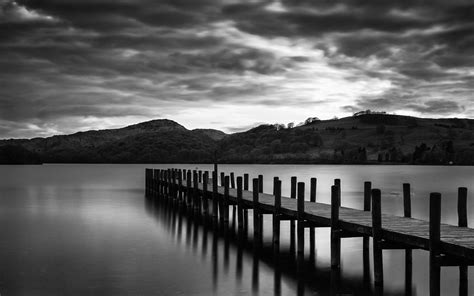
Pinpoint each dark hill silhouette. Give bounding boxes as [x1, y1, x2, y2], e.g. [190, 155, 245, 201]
[1, 115, 474, 164]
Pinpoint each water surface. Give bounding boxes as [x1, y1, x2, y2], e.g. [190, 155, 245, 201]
[0, 164, 472, 295]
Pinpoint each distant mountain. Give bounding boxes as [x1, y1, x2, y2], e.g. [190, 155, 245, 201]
[1, 115, 474, 165]
[0, 119, 219, 163]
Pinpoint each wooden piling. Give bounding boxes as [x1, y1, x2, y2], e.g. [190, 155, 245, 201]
[237, 177, 244, 231]
[224, 176, 230, 224]
[429, 192, 441, 296]
[186, 171, 192, 209]
[230, 172, 235, 189]
[212, 171, 218, 219]
[372, 188, 383, 286]
[290, 176, 297, 254]
[297, 182, 305, 273]
[458, 187, 468, 296]
[177, 170, 183, 204]
[198, 170, 202, 183]
[244, 174, 249, 191]
[258, 175, 263, 193]
[253, 178, 261, 250]
[220, 172, 225, 187]
[203, 172, 209, 216]
[331, 185, 341, 269]
[309, 177, 317, 264]
[403, 183, 412, 296]
[273, 179, 281, 260]
[193, 171, 199, 213]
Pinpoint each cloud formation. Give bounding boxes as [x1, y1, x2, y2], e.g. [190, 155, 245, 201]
[1, 0, 473, 138]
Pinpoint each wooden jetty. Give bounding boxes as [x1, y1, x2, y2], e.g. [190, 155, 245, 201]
[145, 167, 474, 296]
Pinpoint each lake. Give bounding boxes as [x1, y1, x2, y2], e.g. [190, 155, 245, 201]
[0, 164, 472, 295]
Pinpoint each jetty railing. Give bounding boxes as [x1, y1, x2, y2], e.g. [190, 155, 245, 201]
[145, 167, 474, 296]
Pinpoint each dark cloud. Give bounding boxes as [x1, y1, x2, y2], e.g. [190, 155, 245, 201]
[1, 0, 474, 138]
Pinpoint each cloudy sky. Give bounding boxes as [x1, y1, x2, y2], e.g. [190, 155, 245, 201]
[1, 0, 473, 138]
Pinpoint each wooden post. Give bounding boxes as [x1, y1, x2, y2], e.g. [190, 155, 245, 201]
[186, 171, 192, 209]
[331, 185, 341, 269]
[203, 172, 209, 216]
[258, 175, 263, 193]
[220, 172, 225, 187]
[458, 187, 468, 296]
[213, 163, 218, 175]
[290, 176, 297, 255]
[309, 177, 317, 263]
[372, 188, 383, 287]
[364, 181, 371, 211]
[244, 174, 249, 191]
[429, 192, 441, 296]
[193, 170, 199, 213]
[230, 172, 235, 189]
[212, 171, 218, 219]
[273, 177, 279, 195]
[224, 176, 230, 224]
[183, 169, 187, 180]
[297, 182, 305, 273]
[171, 169, 177, 204]
[177, 170, 183, 204]
[253, 178, 261, 250]
[403, 183, 412, 295]
[237, 177, 244, 231]
[198, 170, 202, 183]
[273, 179, 281, 260]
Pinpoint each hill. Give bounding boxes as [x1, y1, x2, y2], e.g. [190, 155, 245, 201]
[1, 115, 474, 165]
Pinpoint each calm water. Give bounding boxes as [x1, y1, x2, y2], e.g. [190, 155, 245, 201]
[0, 164, 473, 295]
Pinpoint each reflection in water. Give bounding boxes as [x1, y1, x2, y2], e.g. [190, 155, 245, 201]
[145, 195, 412, 295]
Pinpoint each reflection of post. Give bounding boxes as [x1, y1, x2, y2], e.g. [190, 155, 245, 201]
[330, 185, 341, 269]
[403, 183, 413, 296]
[290, 176, 297, 255]
[458, 187, 468, 296]
[372, 189, 383, 287]
[330, 263, 340, 296]
[429, 192, 441, 296]
[212, 220, 219, 291]
[309, 178, 317, 265]
[252, 249, 259, 293]
[274, 267, 281, 296]
[236, 234, 243, 282]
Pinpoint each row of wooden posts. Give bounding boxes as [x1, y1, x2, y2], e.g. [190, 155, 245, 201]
[145, 167, 471, 296]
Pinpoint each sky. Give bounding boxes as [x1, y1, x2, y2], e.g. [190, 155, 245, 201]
[1, 0, 473, 138]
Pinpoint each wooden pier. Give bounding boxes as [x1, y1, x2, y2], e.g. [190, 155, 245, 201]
[145, 167, 474, 295]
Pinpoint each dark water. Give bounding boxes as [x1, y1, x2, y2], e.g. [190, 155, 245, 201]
[0, 164, 473, 295]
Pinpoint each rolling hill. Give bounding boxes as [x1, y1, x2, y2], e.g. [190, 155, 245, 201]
[1, 114, 474, 165]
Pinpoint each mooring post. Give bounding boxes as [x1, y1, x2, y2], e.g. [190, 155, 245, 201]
[177, 170, 183, 205]
[243, 173, 249, 234]
[193, 170, 199, 214]
[331, 185, 341, 269]
[213, 163, 218, 175]
[403, 183, 412, 295]
[297, 182, 305, 274]
[203, 172, 209, 216]
[253, 178, 261, 250]
[230, 172, 235, 189]
[458, 187, 468, 296]
[273, 179, 282, 260]
[290, 176, 297, 255]
[309, 177, 317, 263]
[183, 169, 187, 180]
[198, 170, 202, 183]
[220, 172, 225, 187]
[429, 192, 441, 296]
[237, 176, 244, 231]
[186, 171, 192, 209]
[244, 174, 249, 191]
[258, 175, 263, 193]
[212, 171, 218, 220]
[372, 188, 383, 287]
[363, 182, 372, 255]
[224, 176, 230, 224]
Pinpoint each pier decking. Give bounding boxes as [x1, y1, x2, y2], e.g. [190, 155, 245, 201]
[145, 168, 473, 296]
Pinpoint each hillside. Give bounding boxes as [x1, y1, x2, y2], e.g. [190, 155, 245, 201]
[1, 115, 474, 165]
